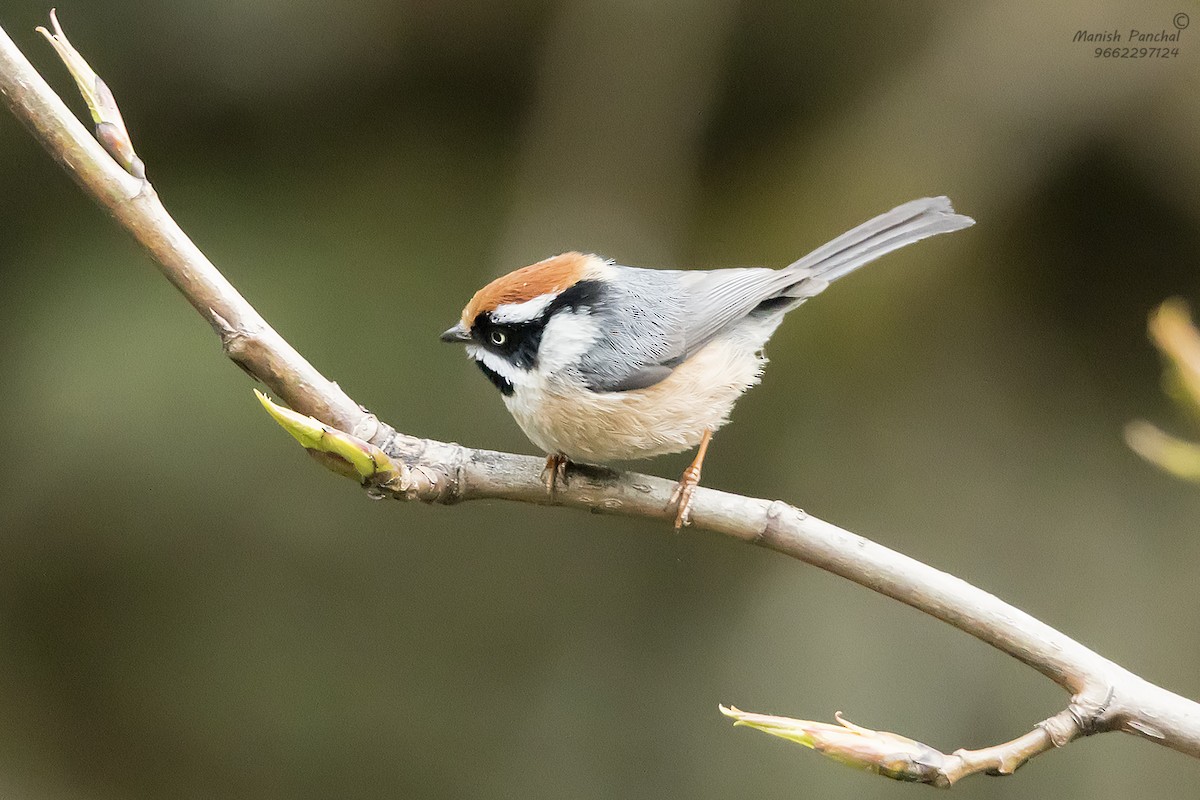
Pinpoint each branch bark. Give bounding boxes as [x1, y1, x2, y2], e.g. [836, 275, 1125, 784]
[2, 13, 1198, 785]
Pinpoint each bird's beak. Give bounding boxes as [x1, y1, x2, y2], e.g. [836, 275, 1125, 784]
[440, 322, 472, 343]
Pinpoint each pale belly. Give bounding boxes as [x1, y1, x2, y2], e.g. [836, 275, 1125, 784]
[503, 333, 769, 463]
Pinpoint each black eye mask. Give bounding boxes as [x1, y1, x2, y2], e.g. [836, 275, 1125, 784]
[473, 313, 544, 371]
[470, 280, 608, 391]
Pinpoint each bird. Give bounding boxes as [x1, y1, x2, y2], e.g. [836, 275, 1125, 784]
[441, 197, 974, 528]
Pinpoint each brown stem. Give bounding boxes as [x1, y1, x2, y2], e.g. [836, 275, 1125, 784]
[938, 709, 1080, 785]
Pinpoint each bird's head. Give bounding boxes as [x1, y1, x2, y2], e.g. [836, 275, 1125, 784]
[441, 252, 609, 395]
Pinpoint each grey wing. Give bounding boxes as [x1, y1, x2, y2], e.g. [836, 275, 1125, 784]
[576, 267, 791, 392]
[572, 267, 691, 392]
[673, 266, 798, 356]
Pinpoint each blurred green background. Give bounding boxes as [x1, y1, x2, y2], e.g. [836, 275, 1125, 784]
[2, 0, 1200, 797]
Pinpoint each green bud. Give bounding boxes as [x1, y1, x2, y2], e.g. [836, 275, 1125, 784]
[720, 705, 947, 784]
[255, 390, 401, 486]
[37, 9, 145, 177]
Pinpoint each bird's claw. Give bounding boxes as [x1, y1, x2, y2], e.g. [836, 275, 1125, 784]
[542, 453, 570, 497]
[669, 464, 702, 529]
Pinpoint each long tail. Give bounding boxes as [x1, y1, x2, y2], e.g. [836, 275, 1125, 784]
[784, 196, 974, 286]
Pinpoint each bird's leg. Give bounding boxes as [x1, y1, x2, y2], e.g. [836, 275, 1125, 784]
[542, 453, 571, 497]
[669, 429, 712, 529]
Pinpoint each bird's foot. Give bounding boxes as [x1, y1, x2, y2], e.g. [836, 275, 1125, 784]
[542, 453, 570, 498]
[668, 428, 713, 529]
[668, 463, 703, 529]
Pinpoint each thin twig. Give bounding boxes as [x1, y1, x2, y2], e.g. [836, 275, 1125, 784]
[719, 705, 1081, 785]
[2, 13, 1198, 785]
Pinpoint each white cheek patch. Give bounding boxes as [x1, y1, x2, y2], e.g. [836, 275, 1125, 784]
[538, 310, 599, 373]
[465, 344, 523, 385]
[491, 293, 556, 324]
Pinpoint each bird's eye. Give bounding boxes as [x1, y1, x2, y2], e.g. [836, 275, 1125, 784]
[489, 330, 507, 347]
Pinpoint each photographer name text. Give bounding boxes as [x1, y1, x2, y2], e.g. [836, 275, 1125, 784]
[1073, 29, 1182, 43]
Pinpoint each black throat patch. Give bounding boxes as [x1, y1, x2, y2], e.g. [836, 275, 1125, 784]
[475, 359, 514, 396]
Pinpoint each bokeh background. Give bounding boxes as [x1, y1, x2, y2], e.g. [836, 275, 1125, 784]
[2, 0, 1199, 797]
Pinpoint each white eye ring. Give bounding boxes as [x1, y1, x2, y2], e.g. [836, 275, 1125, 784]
[489, 330, 507, 346]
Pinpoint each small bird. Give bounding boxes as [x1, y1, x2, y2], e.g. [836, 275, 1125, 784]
[442, 197, 974, 527]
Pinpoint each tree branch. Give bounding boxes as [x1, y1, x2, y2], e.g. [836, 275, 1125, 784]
[3, 12, 1198, 785]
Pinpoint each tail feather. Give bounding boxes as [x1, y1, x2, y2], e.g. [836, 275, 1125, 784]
[669, 196, 973, 362]
[781, 196, 974, 291]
